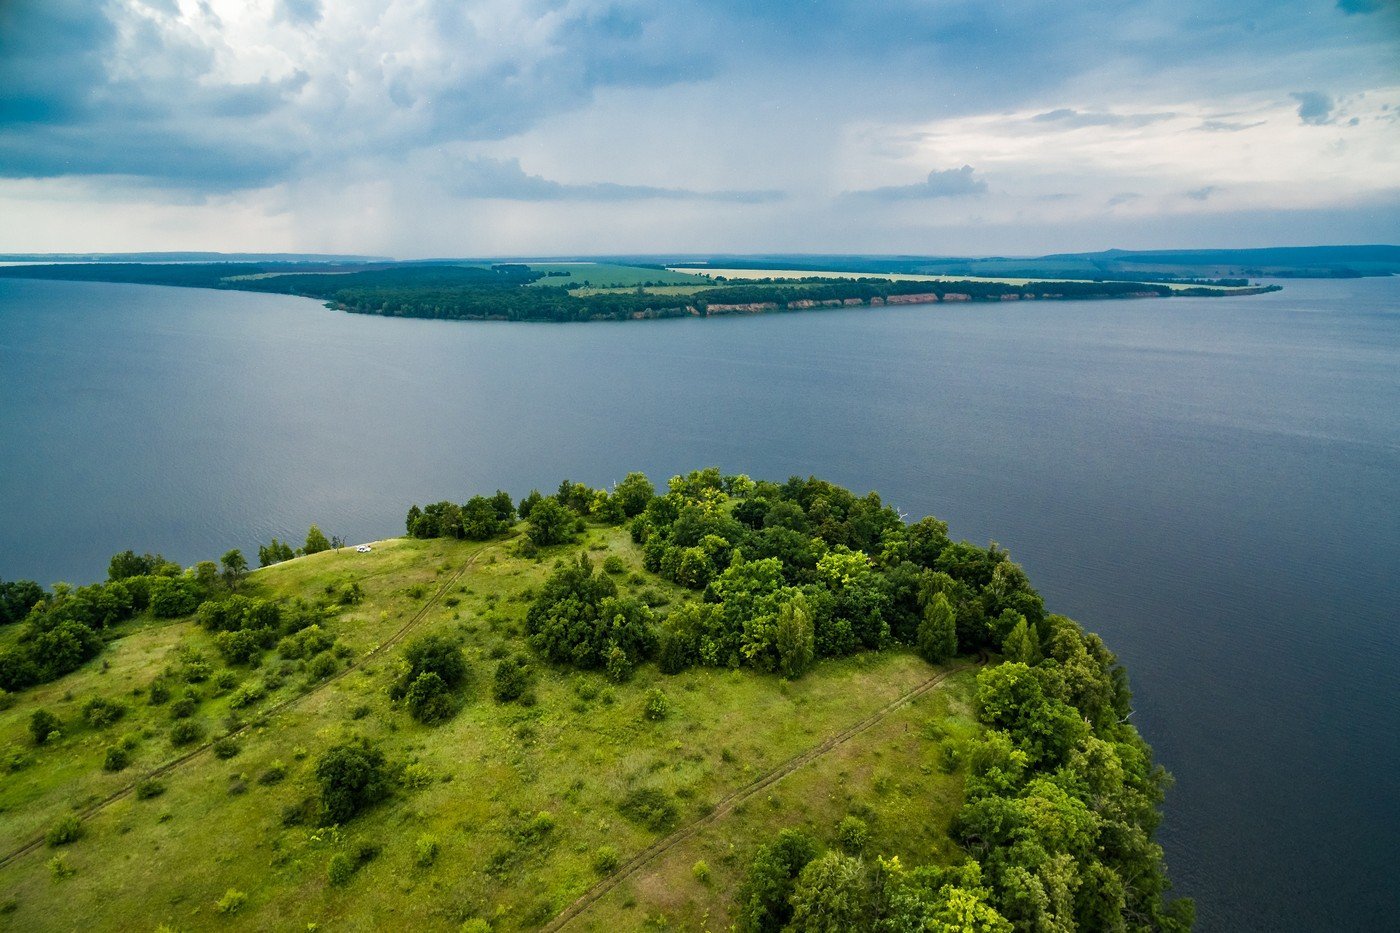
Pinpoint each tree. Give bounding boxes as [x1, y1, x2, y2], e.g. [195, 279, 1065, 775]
[917, 592, 958, 664]
[391, 634, 467, 700]
[258, 538, 295, 567]
[1002, 617, 1040, 665]
[787, 851, 871, 932]
[148, 576, 199, 618]
[220, 550, 248, 589]
[315, 737, 391, 824]
[612, 472, 656, 517]
[29, 708, 61, 745]
[304, 525, 331, 555]
[776, 592, 816, 678]
[492, 655, 531, 703]
[0, 578, 45, 625]
[403, 671, 456, 723]
[737, 829, 819, 932]
[526, 496, 575, 547]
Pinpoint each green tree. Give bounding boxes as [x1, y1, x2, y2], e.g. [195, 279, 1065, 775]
[391, 634, 468, 700]
[315, 737, 391, 824]
[526, 496, 576, 547]
[787, 851, 871, 932]
[612, 472, 656, 517]
[219, 550, 248, 589]
[736, 829, 819, 932]
[29, 708, 61, 744]
[403, 671, 456, 723]
[304, 525, 332, 555]
[917, 592, 958, 663]
[1002, 617, 1040, 665]
[776, 592, 816, 678]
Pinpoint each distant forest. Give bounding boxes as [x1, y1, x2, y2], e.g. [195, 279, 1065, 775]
[0, 262, 1276, 324]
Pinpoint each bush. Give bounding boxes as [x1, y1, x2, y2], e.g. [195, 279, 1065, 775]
[278, 624, 333, 660]
[215, 627, 270, 665]
[82, 697, 125, 729]
[135, 777, 166, 799]
[46, 814, 84, 847]
[148, 576, 199, 618]
[306, 651, 339, 681]
[693, 859, 711, 884]
[391, 634, 467, 697]
[492, 656, 531, 703]
[415, 833, 440, 867]
[169, 720, 203, 746]
[836, 815, 869, 854]
[327, 852, 355, 886]
[168, 691, 197, 719]
[228, 680, 266, 709]
[147, 680, 171, 705]
[617, 787, 678, 832]
[403, 671, 456, 724]
[259, 761, 287, 785]
[593, 845, 620, 874]
[315, 737, 391, 824]
[214, 888, 246, 914]
[29, 709, 61, 745]
[103, 744, 130, 772]
[643, 688, 669, 721]
[736, 829, 819, 932]
[212, 736, 240, 759]
[602, 554, 626, 574]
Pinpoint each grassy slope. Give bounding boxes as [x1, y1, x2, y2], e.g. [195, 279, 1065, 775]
[0, 527, 975, 932]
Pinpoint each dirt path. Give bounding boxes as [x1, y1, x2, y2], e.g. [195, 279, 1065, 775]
[544, 660, 973, 932]
[0, 540, 497, 871]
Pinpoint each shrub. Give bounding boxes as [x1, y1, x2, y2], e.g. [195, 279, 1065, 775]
[643, 688, 670, 722]
[415, 833, 440, 867]
[593, 845, 620, 874]
[259, 761, 287, 785]
[135, 777, 166, 799]
[103, 744, 130, 772]
[147, 680, 171, 705]
[168, 691, 198, 719]
[29, 709, 61, 745]
[836, 815, 869, 854]
[403, 671, 456, 724]
[939, 742, 962, 774]
[278, 624, 333, 660]
[736, 829, 819, 932]
[693, 859, 711, 884]
[213, 670, 238, 692]
[327, 852, 355, 886]
[48, 854, 75, 879]
[315, 737, 390, 824]
[82, 697, 126, 729]
[391, 634, 467, 698]
[617, 787, 678, 832]
[215, 628, 270, 665]
[169, 720, 203, 746]
[492, 655, 531, 703]
[602, 554, 626, 574]
[46, 814, 84, 847]
[228, 680, 266, 709]
[212, 736, 240, 760]
[214, 888, 247, 914]
[306, 651, 339, 681]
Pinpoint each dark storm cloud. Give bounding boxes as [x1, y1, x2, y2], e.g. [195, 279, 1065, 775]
[446, 156, 782, 203]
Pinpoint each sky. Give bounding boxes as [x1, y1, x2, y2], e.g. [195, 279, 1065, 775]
[0, 0, 1396, 257]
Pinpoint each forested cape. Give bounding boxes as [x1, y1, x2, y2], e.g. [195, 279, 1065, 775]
[0, 260, 1268, 323]
[0, 469, 1190, 930]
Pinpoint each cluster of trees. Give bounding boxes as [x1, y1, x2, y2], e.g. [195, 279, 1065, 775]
[623, 469, 1040, 676]
[405, 492, 515, 540]
[258, 525, 339, 567]
[389, 634, 469, 723]
[734, 618, 1192, 931]
[0, 550, 244, 692]
[514, 468, 1040, 686]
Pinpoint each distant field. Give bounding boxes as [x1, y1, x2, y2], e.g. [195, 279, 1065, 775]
[670, 266, 1245, 292]
[526, 263, 711, 288]
[569, 284, 714, 297]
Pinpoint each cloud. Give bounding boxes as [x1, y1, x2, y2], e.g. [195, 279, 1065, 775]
[1185, 185, 1218, 201]
[1030, 108, 1175, 129]
[1336, 0, 1384, 13]
[275, 0, 323, 26]
[1107, 192, 1143, 206]
[847, 165, 988, 200]
[445, 156, 782, 203]
[1197, 119, 1266, 132]
[1292, 91, 1336, 125]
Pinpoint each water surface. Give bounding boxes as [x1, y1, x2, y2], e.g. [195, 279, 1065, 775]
[1, 276, 1397, 929]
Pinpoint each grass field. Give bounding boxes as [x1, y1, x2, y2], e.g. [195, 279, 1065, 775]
[0, 525, 976, 931]
[668, 266, 1246, 292]
[525, 264, 712, 288]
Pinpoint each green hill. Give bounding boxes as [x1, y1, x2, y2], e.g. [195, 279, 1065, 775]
[0, 470, 1190, 931]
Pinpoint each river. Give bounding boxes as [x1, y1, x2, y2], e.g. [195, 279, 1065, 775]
[1, 275, 1396, 929]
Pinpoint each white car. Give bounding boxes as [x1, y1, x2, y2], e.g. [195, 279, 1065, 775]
[355, 544, 372, 553]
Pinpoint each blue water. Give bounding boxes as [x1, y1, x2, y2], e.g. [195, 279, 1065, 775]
[1, 276, 1397, 929]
